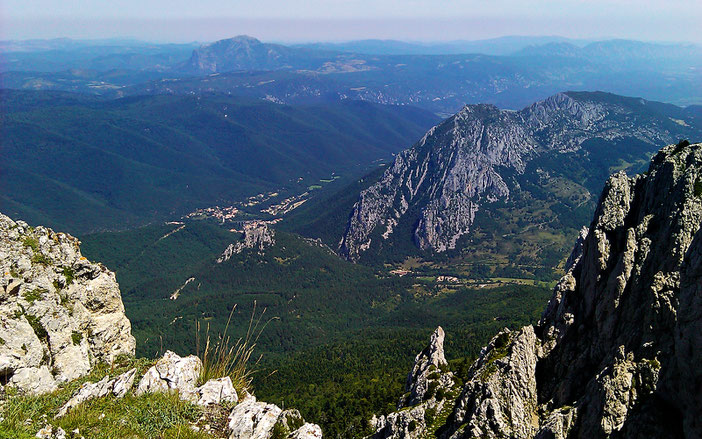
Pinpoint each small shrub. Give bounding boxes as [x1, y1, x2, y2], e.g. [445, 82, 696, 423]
[62, 267, 75, 286]
[694, 176, 702, 197]
[71, 331, 83, 345]
[408, 420, 417, 432]
[22, 288, 46, 304]
[673, 139, 690, 154]
[270, 421, 290, 439]
[25, 313, 48, 342]
[22, 236, 39, 251]
[424, 380, 439, 401]
[31, 252, 52, 266]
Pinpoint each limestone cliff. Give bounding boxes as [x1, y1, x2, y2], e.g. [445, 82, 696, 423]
[0, 213, 136, 394]
[339, 92, 702, 261]
[371, 141, 702, 438]
[217, 223, 276, 263]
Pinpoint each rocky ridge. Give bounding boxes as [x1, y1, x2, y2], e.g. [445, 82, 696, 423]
[370, 141, 702, 438]
[0, 213, 135, 394]
[217, 223, 276, 263]
[370, 327, 459, 439]
[339, 92, 701, 261]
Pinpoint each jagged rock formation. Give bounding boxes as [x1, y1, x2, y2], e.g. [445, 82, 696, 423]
[218, 223, 275, 262]
[0, 213, 135, 394]
[370, 327, 458, 439]
[370, 141, 702, 438]
[339, 92, 702, 261]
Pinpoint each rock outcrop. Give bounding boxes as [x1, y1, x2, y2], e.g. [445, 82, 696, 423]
[218, 223, 275, 263]
[136, 350, 202, 399]
[369, 327, 458, 439]
[339, 93, 702, 261]
[46, 350, 319, 438]
[371, 141, 702, 438]
[0, 213, 135, 395]
[56, 368, 137, 417]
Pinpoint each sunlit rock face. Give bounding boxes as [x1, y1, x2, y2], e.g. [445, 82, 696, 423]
[0, 213, 135, 395]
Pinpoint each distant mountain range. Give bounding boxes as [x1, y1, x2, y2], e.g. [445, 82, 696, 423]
[3, 36, 701, 114]
[0, 90, 437, 233]
[294, 36, 589, 56]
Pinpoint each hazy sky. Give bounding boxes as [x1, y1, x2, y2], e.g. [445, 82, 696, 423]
[3, 0, 701, 43]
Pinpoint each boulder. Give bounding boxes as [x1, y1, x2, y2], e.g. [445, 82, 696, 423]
[197, 376, 238, 407]
[136, 351, 201, 400]
[228, 394, 282, 439]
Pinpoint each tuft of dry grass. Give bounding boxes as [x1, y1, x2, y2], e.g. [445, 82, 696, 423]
[195, 301, 276, 396]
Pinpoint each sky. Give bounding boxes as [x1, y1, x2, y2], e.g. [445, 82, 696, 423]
[3, 0, 701, 43]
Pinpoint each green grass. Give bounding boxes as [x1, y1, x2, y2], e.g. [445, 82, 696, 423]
[71, 331, 83, 345]
[30, 252, 52, 266]
[22, 236, 39, 252]
[22, 288, 46, 305]
[62, 267, 75, 286]
[0, 357, 214, 439]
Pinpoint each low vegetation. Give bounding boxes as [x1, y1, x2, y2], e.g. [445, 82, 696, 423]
[196, 303, 273, 396]
[0, 357, 213, 439]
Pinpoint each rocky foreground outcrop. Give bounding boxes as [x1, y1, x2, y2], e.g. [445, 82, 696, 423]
[371, 141, 702, 438]
[53, 350, 321, 439]
[0, 213, 135, 394]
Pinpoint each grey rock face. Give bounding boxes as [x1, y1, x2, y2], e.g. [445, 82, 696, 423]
[370, 327, 457, 439]
[288, 423, 323, 439]
[227, 394, 282, 439]
[449, 327, 540, 439]
[218, 223, 275, 263]
[371, 142, 702, 438]
[340, 93, 696, 261]
[0, 213, 135, 395]
[136, 350, 202, 400]
[56, 368, 137, 417]
[405, 326, 448, 406]
[197, 376, 238, 407]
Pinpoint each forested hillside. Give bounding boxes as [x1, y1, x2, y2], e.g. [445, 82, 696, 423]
[0, 90, 438, 233]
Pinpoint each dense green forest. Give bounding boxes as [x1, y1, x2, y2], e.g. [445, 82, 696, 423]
[0, 89, 438, 233]
[80, 220, 551, 436]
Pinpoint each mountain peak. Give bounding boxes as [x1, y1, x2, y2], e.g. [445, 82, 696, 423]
[339, 93, 699, 261]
